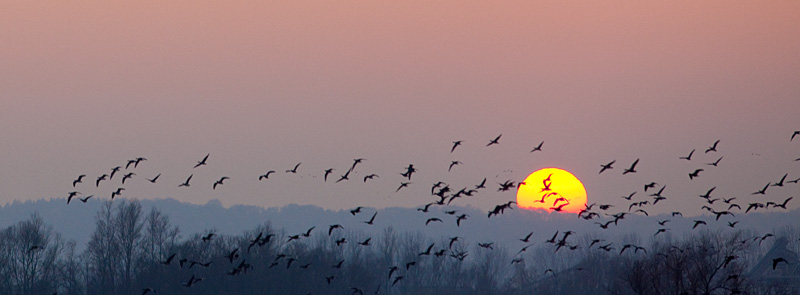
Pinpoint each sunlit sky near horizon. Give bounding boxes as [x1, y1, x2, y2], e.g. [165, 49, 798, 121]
[1, 1, 799, 216]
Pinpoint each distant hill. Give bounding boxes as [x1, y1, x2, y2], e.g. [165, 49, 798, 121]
[2, 197, 799, 252]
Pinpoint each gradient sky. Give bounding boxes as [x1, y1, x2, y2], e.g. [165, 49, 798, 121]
[2, 1, 799, 216]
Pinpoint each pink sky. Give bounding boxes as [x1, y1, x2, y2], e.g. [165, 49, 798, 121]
[1, 1, 799, 214]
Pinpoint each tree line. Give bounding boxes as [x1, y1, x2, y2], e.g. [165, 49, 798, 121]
[0, 199, 797, 295]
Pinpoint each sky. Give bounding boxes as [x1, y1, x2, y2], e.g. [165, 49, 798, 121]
[1, 1, 799, 216]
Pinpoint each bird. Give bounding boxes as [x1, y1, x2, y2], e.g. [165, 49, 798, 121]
[649, 185, 666, 198]
[529, 141, 544, 152]
[679, 149, 695, 161]
[622, 192, 636, 200]
[111, 188, 124, 199]
[706, 156, 723, 166]
[692, 220, 707, 229]
[363, 174, 379, 182]
[486, 134, 502, 146]
[623, 159, 639, 175]
[349, 158, 365, 172]
[259, 171, 276, 180]
[688, 169, 703, 180]
[67, 191, 80, 204]
[752, 183, 770, 195]
[179, 175, 193, 187]
[392, 276, 404, 286]
[773, 257, 788, 269]
[705, 140, 720, 153]
[396, 182, 411, 192]
[456, 214, 468, 227]
[448, 161, 462, 172]
[599, 160, 615, 174]
[194, 154, 210, 168]
[72, 175, 86, 187]
[323, 168, 334, 182]
[450, 140, 463, 153]
[419, 243, 435, 256]
[328, 224, 343, 235]
[644, 182, 658, 192]
[475, 178, 487, 189]
[109, 166, 122, 180]
[699, 186, 716, 200]
[336, 169, 351, 183]
[425, 218, 442, 225]
[146, 173, 161, 183]
[201, 233, 215, 242]
[286, 162, 301, 173]
[213, 176, 230, 189]
[120, 172, 134, 185]
[301, 226, 315, 237]
[358, 238, 371, 246]
[363, 212, 377, 225]
[792, 131, 800, 141]
[519, 232, 533, 243]
[771, 173, 788, 187]
[78, 195, 93, 203]
[350, 207, 363, 215]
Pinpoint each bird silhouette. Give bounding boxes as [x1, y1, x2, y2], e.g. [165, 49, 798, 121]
[323, 168, 334, 182]
[771, 173, 787, 187]
[679, 149, 695, 161]
[73, 175, 86, 187]
[520, 232, 533, 243]
[623, 159, 639, 174]
[336, 169, 351, 183]
[111, 188, 124, 199]
[688, 169, 703, 180]
[419, 243, 435, 256]
[349, 158, 365, 172]
[486, 134, 502, 146]
[448, 161, 462, 172]
[363, 174, 379, 182]
[67, 191, 80, 204]
[120, 172, 135, 184]
[599, 160, 615, 174]
[146, 173, 161, 183]
[529, 141, 544, 152]
[259, 171, 275, 180]
[705, 140, 720, 153]
[475, 178, 487, 189]
[363, 212, 377, 225]
[450, 140, 463, 153]
[201, 233, 215, 242]
[752, 183, 770, 195]
[425, 218, 442, 225]
[213, 176, 229, 189]
[286, 162, 301, 173]
[194, 154, 209, 168]
[109, 166, 122, 180]
[706, 156, 723, 166]
[396, 182, 411, 192]
[692, 220, 707, 229]
[78, 195, 93, 203]
[792, 131, 800, 141]
[179, 174, 193, 187]
[328, 224, 343, 235]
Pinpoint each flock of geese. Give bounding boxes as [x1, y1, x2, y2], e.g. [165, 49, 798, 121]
[60, 130, 800, 294]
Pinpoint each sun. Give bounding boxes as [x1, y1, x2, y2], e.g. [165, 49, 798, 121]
[516, 168, 587, 214]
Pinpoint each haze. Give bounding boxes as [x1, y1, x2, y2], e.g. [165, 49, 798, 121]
[2, 1, 799, 216]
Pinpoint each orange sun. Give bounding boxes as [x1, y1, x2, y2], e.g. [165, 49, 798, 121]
[516, 168, 587, 214]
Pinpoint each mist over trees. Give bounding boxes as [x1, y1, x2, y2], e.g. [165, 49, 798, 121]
[0, 199, 798, 295]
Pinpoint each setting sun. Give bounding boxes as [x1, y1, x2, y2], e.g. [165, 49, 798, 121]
[517, 168, 587, 214]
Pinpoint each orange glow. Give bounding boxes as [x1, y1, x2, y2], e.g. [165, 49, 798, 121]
[516, 168, 587, 214]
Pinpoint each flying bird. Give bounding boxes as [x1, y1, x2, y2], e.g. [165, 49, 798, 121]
[194, 154, 210, 168]
[679, 149, 695, 161]
[213, 176, 230, 189]
[623, 159, 639, 175]
[121, 172, 135, 184]
[179, 174, 193, 187]
[396, 182, 411, 192]
[323, 168, 334, 182]
[486, 134, 502, 146]
[448, 161, 462, 172]
[67, 191, 80, 204]
[705, 140, 720, 153]
[451, 140, 462, 153]
[363, 212, 377, 225]
[692, 220, 707, 229]
[73, 175, 86, 187]
[791, 131, 800, 141]
[599, 160, 615, 174]
[688, 169, 703, 180]
[363, 174, 379, 182]
[773, 257, 788, 269]
[286, 162, 301, 173]
[706, 156, 723, 166]
[146, 173, 161, 183]
[96, 174, 108, 187]
[529, 141, 544, 152]
[258, 171, 275, 180]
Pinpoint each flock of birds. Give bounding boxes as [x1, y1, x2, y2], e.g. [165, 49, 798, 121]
[56, 130, 800, 294]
